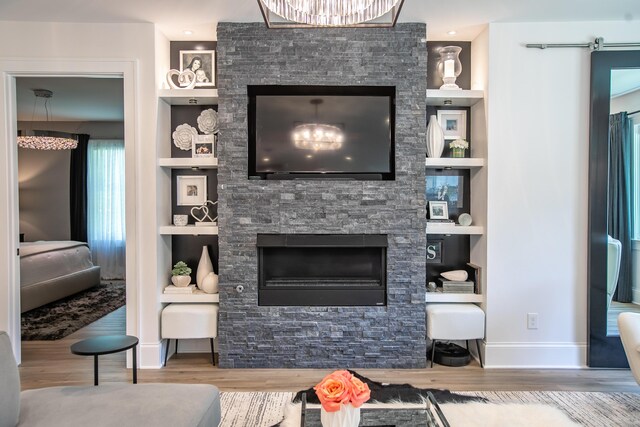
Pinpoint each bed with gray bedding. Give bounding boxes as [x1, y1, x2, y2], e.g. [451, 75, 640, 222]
[20, 241, 100, 313]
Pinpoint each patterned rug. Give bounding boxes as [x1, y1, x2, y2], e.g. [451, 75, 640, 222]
[21, 281, 125, 340]
[219, 390, 640, 427]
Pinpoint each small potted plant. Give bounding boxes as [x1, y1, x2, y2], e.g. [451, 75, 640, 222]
[171, 261, 192, 287]
[449, 139, 469, 158]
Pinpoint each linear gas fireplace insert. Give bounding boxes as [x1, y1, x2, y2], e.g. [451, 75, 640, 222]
[257, 234, 388, 306]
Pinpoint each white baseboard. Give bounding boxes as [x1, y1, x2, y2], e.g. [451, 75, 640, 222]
[484, 342, 587, 368]
[139, 342, 164, 369]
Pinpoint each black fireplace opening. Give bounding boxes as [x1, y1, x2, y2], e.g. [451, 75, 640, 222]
[257, 234, 387, 306]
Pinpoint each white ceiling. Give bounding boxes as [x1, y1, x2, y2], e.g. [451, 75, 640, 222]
[0, 0, 638, 41]
[6, 1, 640, 121]
[611, 69, 640, 98]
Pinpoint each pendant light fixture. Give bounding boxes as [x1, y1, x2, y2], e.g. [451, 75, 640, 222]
[17, 89, 77, 150]
[292, 99, 344, 151]
[258, 0, 405, 28]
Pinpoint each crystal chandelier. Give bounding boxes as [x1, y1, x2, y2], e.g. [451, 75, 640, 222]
[17, 89, 77, 150]
[258, 0, 405, 28]
[292, 99, 344, 151]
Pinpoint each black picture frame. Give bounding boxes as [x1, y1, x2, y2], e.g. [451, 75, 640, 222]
[426, 240, 443, 264]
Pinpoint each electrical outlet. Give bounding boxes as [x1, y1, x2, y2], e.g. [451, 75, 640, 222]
[527, 313, 538, 330]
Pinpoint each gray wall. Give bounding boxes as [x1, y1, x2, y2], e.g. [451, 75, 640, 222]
[217, 23, 428, 368]
[18, 147, 71, 241]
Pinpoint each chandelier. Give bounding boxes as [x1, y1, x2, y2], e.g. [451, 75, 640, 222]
[17, 89, 77, 150]
[258, 0, 405, 28]
[292, 99, 344, 151]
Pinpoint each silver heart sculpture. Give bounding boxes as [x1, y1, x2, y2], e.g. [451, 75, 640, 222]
[166, 69, 196, 90]
[190, 200, 218, 223]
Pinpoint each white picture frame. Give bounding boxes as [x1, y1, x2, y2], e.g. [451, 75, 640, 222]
[177, 175, 207, 206]
[192, 134, 215, 158]
[437, 110, 467, 140]
[180, 50, 215, 87]
[428, 201, 449, 220]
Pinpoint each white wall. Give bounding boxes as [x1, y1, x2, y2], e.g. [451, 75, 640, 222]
[18, 147, 70, 241]
[485, 20, 640, 367]
[0, 21, 162, 367]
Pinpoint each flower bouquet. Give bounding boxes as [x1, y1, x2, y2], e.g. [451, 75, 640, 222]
[314, 370, 371, 427]
[449, 139, 469, 158]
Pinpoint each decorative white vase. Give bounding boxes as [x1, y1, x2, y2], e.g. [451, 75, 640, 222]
[426, 115, 445, 158]
[196, 246, 213, 289]
[171, 275, 190, 287]
[320, 405, 360, 427]
[201, 272, 219, 294]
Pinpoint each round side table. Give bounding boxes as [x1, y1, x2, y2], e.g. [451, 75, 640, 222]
[70, 335, 138, 386]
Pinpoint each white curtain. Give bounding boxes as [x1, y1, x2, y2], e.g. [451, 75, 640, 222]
[87, 140, 126, 279]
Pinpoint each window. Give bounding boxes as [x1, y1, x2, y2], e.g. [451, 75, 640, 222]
[634, 121, 640, 240]
[87, 140, 126, 279]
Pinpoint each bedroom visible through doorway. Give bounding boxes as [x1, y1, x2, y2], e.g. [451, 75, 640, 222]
[16, 77, 126, 342]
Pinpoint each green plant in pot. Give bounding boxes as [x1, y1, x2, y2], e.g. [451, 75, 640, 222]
[450, 139, 469, 158]
[171, 261, 192, 287]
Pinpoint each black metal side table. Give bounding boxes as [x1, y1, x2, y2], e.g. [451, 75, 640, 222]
[70, 335, 138, 386]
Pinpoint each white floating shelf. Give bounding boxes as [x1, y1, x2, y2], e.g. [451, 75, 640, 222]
[160, 293, 219, 303]
[159, 157, 218, 169]
[158, 89, 219, 105]
[426, 225, 484, 235]
[426, 292, 483, 303]
[425, 158, 485, 169]
[159, 225, 218, 235]
[426, 89, 484, 107]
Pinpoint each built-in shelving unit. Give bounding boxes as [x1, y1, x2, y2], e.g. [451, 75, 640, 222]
[426, 89, 484, 107]
[160, 293, 220, 303]
[158, 89, 219, 105]
[159, 225, 218, 235]
[159, 157, 218, 169]
[426, 293, 483, 303]
[425, 158, 484, 169]
[426, 225, 483, 235]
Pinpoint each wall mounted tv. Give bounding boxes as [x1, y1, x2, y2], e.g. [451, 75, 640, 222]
[248, 85, 395, 180]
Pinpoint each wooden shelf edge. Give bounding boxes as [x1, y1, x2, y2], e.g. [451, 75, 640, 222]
[426, 226, 484, 235]
[425, 158, 485, 169]
[425, 293, 483, 303]
[160, 293, 220, 303]
[158, 157, 218, 169]
[159, 225, 219, 235]
[426, 89, 484, 107]
[158, 89, 219, 105]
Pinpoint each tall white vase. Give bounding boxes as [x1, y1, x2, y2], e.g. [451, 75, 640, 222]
[426, 114, 445, 158]
[196, 246, 213, 289]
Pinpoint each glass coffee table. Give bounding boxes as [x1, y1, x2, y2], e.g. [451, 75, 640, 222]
[300, 391, 450, 427]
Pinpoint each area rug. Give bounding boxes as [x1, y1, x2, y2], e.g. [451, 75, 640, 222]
[21, 281, 125, 340]
[219, 391, 640, 427]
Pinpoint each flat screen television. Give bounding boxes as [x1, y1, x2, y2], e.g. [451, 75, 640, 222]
[248, 85, 395, 180]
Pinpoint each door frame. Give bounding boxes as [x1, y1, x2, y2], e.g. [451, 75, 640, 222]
[0, 59, 139, 364]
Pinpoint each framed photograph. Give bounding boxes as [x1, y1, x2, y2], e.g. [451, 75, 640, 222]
[192, 134, 215, 158]
[426, 175, 464, 210]
[426, 240, 443, 264]
[180, 50, 215, 87]
[428, 201, 449, 220]
[177, 175, 207, 206]
[437, 110, 467, 140]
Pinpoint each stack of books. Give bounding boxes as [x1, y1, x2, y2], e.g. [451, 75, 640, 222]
[437, 278, 475, 293]
[164, 284, 196, 294]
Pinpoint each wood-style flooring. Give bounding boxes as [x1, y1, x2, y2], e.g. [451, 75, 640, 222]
[607, 301, 640, 336]
[19, 306, 640, 393]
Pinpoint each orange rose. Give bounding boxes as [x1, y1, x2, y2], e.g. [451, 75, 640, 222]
[314, 371, 352, 412]
[349, 375, 371, 408]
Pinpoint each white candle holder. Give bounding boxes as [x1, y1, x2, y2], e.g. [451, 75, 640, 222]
[437, 46, 463, 90]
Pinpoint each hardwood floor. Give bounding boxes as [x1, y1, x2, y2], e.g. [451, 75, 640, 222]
[607, 301, 640, 336]
[20, 306, 640, 393]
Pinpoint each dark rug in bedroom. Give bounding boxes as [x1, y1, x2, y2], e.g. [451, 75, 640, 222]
[21, 281, 125, 340]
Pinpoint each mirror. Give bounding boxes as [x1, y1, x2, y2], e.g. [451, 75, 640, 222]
[588, 50, 640, 367]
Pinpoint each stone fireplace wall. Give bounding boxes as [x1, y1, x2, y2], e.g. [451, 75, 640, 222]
[216, 23, 427, 368]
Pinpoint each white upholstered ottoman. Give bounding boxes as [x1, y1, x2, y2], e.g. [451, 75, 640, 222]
[426, 303, 485, 367]
[161, 303, 218, 366]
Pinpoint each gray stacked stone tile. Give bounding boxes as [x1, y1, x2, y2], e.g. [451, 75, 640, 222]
[216, 22, 427, 368]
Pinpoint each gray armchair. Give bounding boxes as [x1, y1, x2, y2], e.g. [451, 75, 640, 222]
[0, 331, 221, 427]
[618, 312, 640, 385]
